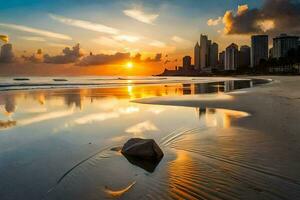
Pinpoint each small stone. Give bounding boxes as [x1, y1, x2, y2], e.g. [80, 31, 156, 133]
[121, 138, 164, 160]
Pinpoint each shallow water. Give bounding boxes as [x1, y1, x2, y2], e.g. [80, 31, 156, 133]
[0, 78, 299, 200]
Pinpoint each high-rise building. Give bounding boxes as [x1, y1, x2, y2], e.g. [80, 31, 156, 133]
[273, 34, 299, 58]
[200, 34, 208, 69]
[219, 51, 225, 69]
[0, 43, 14, 63]
[183, 56, 191, 70]
[225, 43, 238, 70]
[210, 42, 218, 68]
[251, 35, 268, 67]
[194, 42, 200, 70]
[239, 45, 251, 68]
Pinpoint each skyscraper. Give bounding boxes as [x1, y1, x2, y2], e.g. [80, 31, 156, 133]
[251, 35, 268, 67]
[219, 51, 225, 69]
[194, 42, 200, 70]
[273, 34, 299, 58]
[0, 43, 14, 63]
[239, 45, 251, 68]
[225, 43, 238, 70]
[200, 34, 208, 69]
[210, 42, 218, 68]
[182, 56, 191, 70]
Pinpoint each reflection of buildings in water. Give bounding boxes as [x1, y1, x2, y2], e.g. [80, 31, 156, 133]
[182, 84, 191, 95]
[224, 81, 235, 92]
[194, 83, 219, 94]
[197, 107, 207, 118]
[0, 94, 17, 114]
[196, 108, 248, 128]
[0, 120, 17, 129]
[63, 92, 82, 109]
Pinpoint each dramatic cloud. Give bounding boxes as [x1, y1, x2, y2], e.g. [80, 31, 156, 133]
[222, 0, 300, 35]
[0, 35, 9, 43]
[0, 23, 72, 40]
[49, 14, 119, 35]
[144, 53, 162, 62]
[78, 52, 162, 66]
[22, 49, 43, 62]
[207, 17, 222, 26]
[44, 44, 83, 64]
[78, 52, 130, 66]
[123, 8, 159, 24]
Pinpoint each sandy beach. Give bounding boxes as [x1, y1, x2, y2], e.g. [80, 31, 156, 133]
[0, 76, 300, 200]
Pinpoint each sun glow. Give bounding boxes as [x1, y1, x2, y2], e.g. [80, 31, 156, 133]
[126, 62, 133, 69]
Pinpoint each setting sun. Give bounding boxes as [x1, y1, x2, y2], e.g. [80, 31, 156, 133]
[126, 62, 133, 69]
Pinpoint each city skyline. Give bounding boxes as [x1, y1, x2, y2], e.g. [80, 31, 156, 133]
[1, 0, 300, 75]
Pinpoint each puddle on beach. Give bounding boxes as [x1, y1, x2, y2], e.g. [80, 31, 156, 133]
[0, 79, 299, 200]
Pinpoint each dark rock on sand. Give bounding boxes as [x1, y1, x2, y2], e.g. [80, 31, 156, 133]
[121, 138, 164, 160]
[121, 138, 164, 173]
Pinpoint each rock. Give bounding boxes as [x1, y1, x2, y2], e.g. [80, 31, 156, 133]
[121, 138, 164, 160]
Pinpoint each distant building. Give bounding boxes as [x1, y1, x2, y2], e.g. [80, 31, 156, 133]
[210, 42, 218, 68]
[200, 34, 208, 69]
[269, 47, 274, 58]
[0, 43, 14, 63]
[239, 45, 251, 68]
[225, 43, 239, 70]
[199, 34, 219, 69]
[251, 35, 268, 67]
[182, 56, 192, 70]
[219, 51, 225, 69]
[273, 34, 299, 58]
[194, 42, 200, 70]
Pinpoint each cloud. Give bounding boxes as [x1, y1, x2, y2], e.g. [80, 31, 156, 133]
[20, 36, 46, 42]
[0, 23, 72, 40]
[171, 36, 185, 43]
[78, 51, 162, 66]
[222, 0, 300, 35]
[78, 52, 130, 66]
[0, 35, 9, 43]
[132, 53, 162, 63]
[149, 40, 166, 48]
[113, 35, 140, 43]
[207, 17, 222, 26]
[44, 43, 83, 64]
[22, 49, 43, 62]
[123, 8, 159, 24]
[49, 14, 119, 35]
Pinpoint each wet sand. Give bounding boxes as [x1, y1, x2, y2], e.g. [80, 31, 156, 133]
[1, 77, 300, 199]
[134, 76, 300, 199]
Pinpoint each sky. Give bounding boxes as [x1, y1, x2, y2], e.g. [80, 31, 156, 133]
[0, 0, 299, 76]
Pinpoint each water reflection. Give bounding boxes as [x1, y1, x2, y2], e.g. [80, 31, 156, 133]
[0, 80, 259, 200]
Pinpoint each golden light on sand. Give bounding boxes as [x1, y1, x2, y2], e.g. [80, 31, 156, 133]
[126, 62, 133, 69]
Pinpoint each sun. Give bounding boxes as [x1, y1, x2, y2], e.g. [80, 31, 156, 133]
[126, 62, 133, 69]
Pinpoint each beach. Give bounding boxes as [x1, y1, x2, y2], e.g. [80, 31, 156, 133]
[0, 76, 300, 199]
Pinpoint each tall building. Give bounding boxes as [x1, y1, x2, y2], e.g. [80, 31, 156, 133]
[239, 45, 251, 68]
[219, 51, 225, 69]
[210, 42, 218, 68]
[200, 34, 208, 69]
[182, 56, 191, 70]
[194, 42, 200, 70]
[273, 34, 299, 58]
[225, 43, 238, 70]
[251, 35, 268, 67]
[0, 43, 14, 63]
